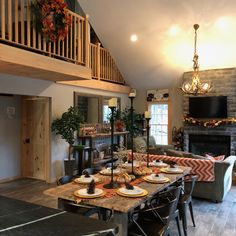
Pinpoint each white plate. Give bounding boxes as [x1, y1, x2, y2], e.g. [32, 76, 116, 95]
[122, 161, 140, 168]
[149, 161, 168, 167]
[74, 188, 104, 197]
[100, 168, 120, 175]
[163, 167, 183, 173]
[149, 174, 168, 181]
[118, 186, 144, 195]
[74, 175, 99, 184]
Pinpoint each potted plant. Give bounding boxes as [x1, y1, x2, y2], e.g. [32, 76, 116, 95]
[51, 106, 84, 175]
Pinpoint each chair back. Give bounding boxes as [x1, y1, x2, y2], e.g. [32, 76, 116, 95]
[186, 175, 197, 196]
[144, 195, 179, 225]
[82, 168, 96, 175]
[95, 143, 110, 152]
[57, 175, 73, 185]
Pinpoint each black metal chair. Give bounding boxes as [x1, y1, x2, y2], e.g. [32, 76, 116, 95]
[57, 174, 101, 219]
[128, 187, 181, 236]
[57, 175, 73, 185]
[150, 186, 182, 236]
[81, 167, 98, 175]
[178, 175, 197, 236]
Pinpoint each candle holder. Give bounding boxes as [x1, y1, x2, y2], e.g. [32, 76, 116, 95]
[103, 106, 120, 189]
[129, 96, 135, 175]
[146, 118, 151, 167]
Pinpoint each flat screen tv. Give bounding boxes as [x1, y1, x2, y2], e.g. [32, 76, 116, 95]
[189, 96, 227, 118]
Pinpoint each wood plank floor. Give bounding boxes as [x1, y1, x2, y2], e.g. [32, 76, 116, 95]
[0, 178, 236, 236]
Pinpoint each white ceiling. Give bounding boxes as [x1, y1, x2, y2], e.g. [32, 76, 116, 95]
[79, 0, 236, 90]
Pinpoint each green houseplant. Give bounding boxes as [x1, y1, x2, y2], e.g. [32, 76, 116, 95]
[51, 106, 84, 175]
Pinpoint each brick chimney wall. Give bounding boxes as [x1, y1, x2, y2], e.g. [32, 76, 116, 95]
[182, 68, 236, 155]
[183, 68, 236, 117]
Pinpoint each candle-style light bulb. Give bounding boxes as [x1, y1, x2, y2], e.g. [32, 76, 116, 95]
[144, 111, 151, 119]
[108, 98, 117, 108]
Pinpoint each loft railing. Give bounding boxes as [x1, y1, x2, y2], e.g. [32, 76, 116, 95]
[0, 0, 88, 66]
[0, 0, 125, 84]
[90, 43, 125, 84]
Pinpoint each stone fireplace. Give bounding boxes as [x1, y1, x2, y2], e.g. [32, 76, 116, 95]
[188, 134, 230, 156]
[183, 68, 236, 156]
[184, 125, 236, 156]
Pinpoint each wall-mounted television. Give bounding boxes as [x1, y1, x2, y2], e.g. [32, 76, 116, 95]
[189, 96, 227, 118]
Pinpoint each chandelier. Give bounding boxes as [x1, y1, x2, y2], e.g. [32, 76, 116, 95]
[181, 24, 212, 95]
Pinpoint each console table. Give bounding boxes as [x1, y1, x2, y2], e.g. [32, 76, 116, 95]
[76, 131, 129, 170]
[78, 131, 129, 148]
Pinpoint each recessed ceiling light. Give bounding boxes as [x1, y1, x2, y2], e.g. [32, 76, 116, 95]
[130, 34, 138, 42]
[168, 25, 180, 36]
[215, 17, 229, 30]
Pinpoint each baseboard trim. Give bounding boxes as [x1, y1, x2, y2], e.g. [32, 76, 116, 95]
[0, 176, 22, 183]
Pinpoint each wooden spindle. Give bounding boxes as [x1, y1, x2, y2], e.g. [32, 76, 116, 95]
[1, 0, 5, 39]
[96, 43, 101, 80]
[84, 14, 89, 67]
[70, 16, 73, 59]
[27, 0, 31, 46]
[73, 16, 76, 61]
[77, 19, 81, 63]
[21, 0, 24, 44]
[14, 0, 18, 43]
[8, 0, 12, 41]
[38, 32, 42, 50]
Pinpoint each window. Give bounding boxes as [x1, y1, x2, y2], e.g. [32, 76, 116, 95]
[103, 105, 110, 122]
[149, 103, 168, 145]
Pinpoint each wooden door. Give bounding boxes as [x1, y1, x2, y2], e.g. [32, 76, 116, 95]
[21, 96, 50, 181]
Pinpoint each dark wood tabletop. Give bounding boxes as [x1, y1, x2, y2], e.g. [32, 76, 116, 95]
[0, 195, 118, 236]
[45, 166, 191, 213]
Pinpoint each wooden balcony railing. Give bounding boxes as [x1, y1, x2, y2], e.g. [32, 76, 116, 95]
[90, 43, 125, 84]
[0, 0, 88, 66]
[0, 0, 125, 85]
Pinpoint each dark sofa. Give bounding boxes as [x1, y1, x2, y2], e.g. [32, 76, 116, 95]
[133, 136, 236, 202]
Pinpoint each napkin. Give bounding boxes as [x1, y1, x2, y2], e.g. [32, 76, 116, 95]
[125, 182, 134, 190]
[167, 161, 176, 168]
[82, 170, 90, 178]
[87, 179, 95, 194]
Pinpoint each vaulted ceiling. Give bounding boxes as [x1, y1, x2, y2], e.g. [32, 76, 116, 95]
[79, 0, 236, 90]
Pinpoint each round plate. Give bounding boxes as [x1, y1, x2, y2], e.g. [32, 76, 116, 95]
[116, 186, 148, 198]
[74, 188, 105, 198]
[143, 175, 169, 184]
[149, 161, 168, 167]
[99, 168, 120, 175]
[74, 176, 100, 184]
[122, 161, 140, 168]
[161, 168, 183, 174]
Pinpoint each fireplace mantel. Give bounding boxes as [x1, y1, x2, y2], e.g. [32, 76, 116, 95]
[184, 125, 236, 155]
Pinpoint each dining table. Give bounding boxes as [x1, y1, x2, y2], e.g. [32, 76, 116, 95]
[44, 165, 191, 236]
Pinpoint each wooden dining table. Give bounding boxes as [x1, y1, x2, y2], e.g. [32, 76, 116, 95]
[44, 166, 191, 236]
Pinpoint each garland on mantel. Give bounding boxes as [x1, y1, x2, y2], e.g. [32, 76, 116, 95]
[184, 116, 236, 128]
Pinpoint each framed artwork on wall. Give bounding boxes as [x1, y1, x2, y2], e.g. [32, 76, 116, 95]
[146, 89, 169, 101]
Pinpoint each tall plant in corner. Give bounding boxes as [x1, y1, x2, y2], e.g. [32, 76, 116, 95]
[51, 106, 84, 160]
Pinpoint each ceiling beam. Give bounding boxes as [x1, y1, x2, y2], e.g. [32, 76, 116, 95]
[0, 44, 91, 81]
[57, 80, 131, 94]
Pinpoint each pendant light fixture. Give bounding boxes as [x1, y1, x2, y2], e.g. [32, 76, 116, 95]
[181, 24, 212, 95]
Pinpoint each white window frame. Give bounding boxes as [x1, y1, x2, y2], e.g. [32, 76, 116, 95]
[148, 100, 171, 145]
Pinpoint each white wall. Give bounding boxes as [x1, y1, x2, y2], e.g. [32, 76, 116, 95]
[0, 73, 130, 182]
[0, 95, 21, 180]
[133, 87, 183, 140]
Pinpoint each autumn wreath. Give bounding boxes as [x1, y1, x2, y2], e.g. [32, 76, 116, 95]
[33, 0, 71, 42]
